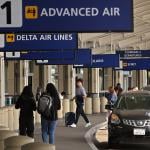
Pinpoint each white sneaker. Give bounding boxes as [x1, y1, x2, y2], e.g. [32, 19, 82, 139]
[85, 122, 91, 128]
[70, 123, 77, 128]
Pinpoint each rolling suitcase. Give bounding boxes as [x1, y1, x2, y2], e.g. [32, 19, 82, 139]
[65, 112, 76, 126]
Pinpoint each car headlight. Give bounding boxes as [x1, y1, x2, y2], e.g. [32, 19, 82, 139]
[111, 114, 121, 125]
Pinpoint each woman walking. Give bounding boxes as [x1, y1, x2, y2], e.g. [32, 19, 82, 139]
[40, 83, 61, 144]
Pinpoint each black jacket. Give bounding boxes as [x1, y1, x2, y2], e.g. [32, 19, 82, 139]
[15, 95, 36, 118]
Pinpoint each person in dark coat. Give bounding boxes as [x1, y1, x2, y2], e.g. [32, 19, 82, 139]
[15, 85, 36, 138]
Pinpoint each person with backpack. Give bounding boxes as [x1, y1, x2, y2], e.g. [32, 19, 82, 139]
[38, 83, 61, 144]
[70, 79, 91, 128]
[15, 85, 36, 138]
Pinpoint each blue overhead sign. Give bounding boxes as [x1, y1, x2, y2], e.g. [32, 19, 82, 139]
[92, 54, 119, 68]
[0, 0, 133, 32]
[36, 49, 92, 65]
[4, 49, 92, 65]
[118, 59, 150, 70]
[74, 54, 119, 68]
[4, 50, 75, 60]
[116, 50, 150, 59]
[0, 33, 77, 51]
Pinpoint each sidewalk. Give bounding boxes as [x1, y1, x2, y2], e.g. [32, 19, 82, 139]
[34, 113, 106, 150]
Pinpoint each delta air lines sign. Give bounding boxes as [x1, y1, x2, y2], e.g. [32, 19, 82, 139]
[0, 33, 77, 51]
[0, 0, 133, 32]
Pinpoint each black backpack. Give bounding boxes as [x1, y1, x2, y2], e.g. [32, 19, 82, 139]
[37, 93, 53, 119]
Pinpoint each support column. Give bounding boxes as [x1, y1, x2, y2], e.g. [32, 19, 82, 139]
[88, 68, 99, 95]
[39, 65, 51, 90]
[0, 57, 5, 107]
[82, 68, 89, 93]
[139, 70, 147, 89]
[43, 66, 50, 88]
[32, 63, 41, 124]
[72, 68, 76, 98]
[58, 65, 64, 93]
[83, 68, 100, 96]
[103, 68, 113, 90]
[23, 60, 29, 86]
[99, 69, 103, 90]
[132, 70, 138, 87]
[114, 70, 124, 87]
[18, 61, 24, 93]
[89, 68, 100, 113]
[32, 63, 40, 94]
[7, 61, 15, 95]
[47, 65, 51, 83]
[63, 65, 73, 99]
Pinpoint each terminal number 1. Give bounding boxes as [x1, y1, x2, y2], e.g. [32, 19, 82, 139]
[1, 1, 11, 24]
[0, 0, 22, 28]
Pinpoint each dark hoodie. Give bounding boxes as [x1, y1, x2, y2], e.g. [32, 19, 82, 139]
[15, 95, 36, 118]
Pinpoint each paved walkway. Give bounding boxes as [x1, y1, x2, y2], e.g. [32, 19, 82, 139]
[34, 113, 106, 150]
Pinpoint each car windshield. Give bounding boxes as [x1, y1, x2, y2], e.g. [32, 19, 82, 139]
[116, 94, 150, 110]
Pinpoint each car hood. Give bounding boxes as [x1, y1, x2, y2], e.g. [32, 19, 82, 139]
[114, 109, 150, 120]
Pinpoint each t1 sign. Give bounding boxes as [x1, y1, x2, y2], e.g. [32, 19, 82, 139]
[0, 0, 22, 27]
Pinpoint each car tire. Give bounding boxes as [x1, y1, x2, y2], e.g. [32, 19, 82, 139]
[108, 136, 119, 148]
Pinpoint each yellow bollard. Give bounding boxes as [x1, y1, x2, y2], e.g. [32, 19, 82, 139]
[0, 130, 18, 150]
[93, 97, 100, 113]
[100, 97, 108, 113]
[2, 108, 5, 126]
[13, 108, 19, 131]
[4, 135, 34, 150]
[0, 108, 4, 126]
[85, 97, 92, 115]
[21, 142, 55, 150]
[3, 107, 9, 128]
[63, 99, 70, 116]
[0, 126, 9, 130]
[8, 107, 14, 130]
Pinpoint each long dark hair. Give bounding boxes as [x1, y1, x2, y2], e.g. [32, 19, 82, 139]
[46, 83, 59, 100]
[21, 85, 34, 97]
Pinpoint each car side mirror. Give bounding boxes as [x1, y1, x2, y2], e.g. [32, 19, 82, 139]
[105, 104, 113, 110]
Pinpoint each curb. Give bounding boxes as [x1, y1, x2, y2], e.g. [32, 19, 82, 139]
[84, 121, 107, 150]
